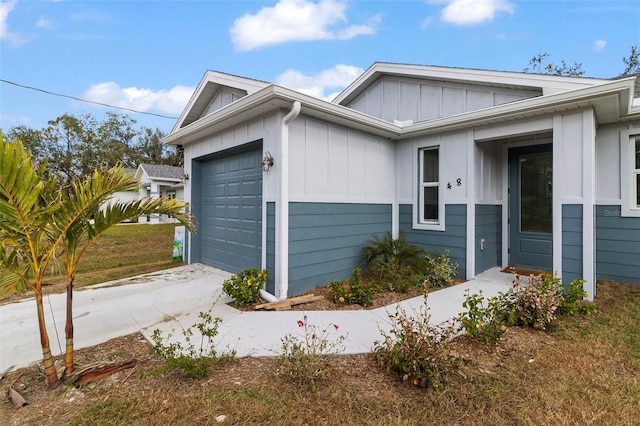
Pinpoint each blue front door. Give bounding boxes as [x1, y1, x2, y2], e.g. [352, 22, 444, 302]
[508, 144, 553, 272]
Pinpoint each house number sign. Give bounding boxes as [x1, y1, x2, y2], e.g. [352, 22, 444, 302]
[447, 178, 462, 189]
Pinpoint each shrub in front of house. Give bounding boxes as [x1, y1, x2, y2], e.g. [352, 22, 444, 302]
[375, 297, 461, 391]
[329, 267, 379, 307]
[222, 267, 268, 307]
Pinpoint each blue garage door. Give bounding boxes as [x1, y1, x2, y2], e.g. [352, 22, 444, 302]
[199, 148, 262, 273]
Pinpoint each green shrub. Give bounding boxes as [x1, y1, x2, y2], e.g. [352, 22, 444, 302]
[367, 258, 415, 293]
[459, 290, 514, 344]
[363, 231, 425, 272]
[423, 250, 458, 288]
[558, 278, 598, 316]
[277, 315, 346, 392]
[328, 267, 378, 307]
[375, 297, 461, 391]
[151, 308, 235, 379]
[222, 267, 267, 307]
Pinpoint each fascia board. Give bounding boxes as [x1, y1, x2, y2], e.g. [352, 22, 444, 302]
[164, 85, 401, 146]
[170, 70, 270, 134]
[398, 78, 636, 139]
[333, 62, 608, 105]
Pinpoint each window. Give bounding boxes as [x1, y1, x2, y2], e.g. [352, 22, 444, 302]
[420, 147, 440, 224]
[621, 131, 640, 217]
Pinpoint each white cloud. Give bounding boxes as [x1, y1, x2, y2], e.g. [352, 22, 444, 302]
[0, 0, 27, 46]
[275, 64, 363, 100]
[81, 82, 195, 115]
[593, 39, 606, 52]
[37, 16, 54, 29]
[0, 113, 31, 125]
[230, 0, 379, 51]
[428, 0, 514, 25]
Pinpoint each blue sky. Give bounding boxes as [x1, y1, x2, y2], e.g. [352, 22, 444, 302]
[1, 0, 639, 134]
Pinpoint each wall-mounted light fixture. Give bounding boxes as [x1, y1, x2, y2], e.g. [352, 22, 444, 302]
[261, 151, 274, 172]
[180, 171, 189, 183]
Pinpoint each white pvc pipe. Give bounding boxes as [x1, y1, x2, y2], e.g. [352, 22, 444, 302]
[259, 289, 279, 303]
[277, 101, 301, 300]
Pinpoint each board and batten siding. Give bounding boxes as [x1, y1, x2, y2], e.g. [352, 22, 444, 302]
[200, 87, 247, 119]
[347, 76, 540, 124]
[475, 205, 502, 275]
[562, 204, 583, 284]
[399, 204, 467, 278]
[266, 202, 276, 294]
[288, 116, 395, 203]
[595, 206, 640, 285]
[287, 202, 392, 295]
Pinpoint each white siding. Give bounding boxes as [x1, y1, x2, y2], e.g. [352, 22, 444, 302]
[559, 112, 586, 201]
[595, 126, 622, 202]
[347, 76, 540, 124]
[288, 115, 395, 203]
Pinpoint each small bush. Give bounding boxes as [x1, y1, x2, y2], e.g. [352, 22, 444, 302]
[363, 231, 425, 272]
[222, 267, 267, 307]
[151, 308, 235, 379]
[375, 297, 461, 391]
[511, 274, 563, 330]
[423, 250, 458, 288]
[558, 278, 598, 316]
[276, 315, 346, 392]
[328, 267, 378, 307]
[367, 258, 415, 293]
[459, 290, 514, 344]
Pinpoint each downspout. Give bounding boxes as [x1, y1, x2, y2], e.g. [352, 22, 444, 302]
[277, 101, 301, 300]
[259, 100, 301, 303]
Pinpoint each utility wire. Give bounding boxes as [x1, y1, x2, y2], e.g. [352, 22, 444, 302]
[0, 78, 179, 119]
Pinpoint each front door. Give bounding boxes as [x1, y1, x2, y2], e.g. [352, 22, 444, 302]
[508, 144, 553, 272]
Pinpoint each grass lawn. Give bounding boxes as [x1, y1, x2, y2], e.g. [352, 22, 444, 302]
[1, 223, 183, 300]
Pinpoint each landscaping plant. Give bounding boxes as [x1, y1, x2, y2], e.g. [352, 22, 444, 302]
[222, 267, 267, 307]
[276, 315, 346, 392]
[328, 267, 378, 307]
[375, 297, 461, 391]
[423, 250, 458, 288]
[151, 307, 235, 379]
[459, 289, 514, 344]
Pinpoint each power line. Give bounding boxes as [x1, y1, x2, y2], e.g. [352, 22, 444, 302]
[0, 78, 179, 120]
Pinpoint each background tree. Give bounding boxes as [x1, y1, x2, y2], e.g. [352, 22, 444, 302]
[523, 52, 585, 76]
[621, 44, 640, 76]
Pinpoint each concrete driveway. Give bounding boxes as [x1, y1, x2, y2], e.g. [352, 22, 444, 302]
[0, 264, 232, 373]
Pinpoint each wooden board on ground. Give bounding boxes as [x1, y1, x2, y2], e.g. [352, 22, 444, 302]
[255, 294, 324, 311]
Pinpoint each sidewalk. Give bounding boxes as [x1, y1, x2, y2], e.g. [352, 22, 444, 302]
[0, 265, 513, 373]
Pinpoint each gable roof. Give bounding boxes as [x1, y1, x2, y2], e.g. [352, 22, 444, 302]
[138, 164, 184, 181]
[332, 62, 609, 106]
[172, 70, 270, 133]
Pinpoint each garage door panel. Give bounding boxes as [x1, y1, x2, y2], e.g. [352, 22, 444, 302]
[199, 147, 262, 273]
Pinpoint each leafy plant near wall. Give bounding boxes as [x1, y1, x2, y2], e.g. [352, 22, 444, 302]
[222, 267, 268, 307]
[329, 268, 379, 307]
[363, 231, 425, 272]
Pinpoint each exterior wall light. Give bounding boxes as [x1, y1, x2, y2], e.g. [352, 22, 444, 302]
[180, 172, 189, 183]
[261, 151, 274, 172]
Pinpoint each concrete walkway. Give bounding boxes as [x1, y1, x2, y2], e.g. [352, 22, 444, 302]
[0, 265, 514, 372]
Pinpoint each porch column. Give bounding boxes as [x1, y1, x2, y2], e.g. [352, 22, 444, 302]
[582, 111, 596, 300]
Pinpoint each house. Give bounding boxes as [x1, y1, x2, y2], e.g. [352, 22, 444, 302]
[164, 65, 640, 301]
[105, 163, 186, 224]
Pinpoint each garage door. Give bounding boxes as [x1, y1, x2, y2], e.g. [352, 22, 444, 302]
[199, 148, 262, 273]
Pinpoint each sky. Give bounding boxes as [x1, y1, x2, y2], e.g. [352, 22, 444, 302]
[1, 0, 639, 135]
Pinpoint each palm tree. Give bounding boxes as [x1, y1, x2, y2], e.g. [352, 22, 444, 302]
[1, 134, 195, 387]
[56, 166, 195, 376]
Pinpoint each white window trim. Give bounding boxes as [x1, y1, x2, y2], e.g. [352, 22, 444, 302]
[621, 129, 640, 217]
[414, 144, 445, 231]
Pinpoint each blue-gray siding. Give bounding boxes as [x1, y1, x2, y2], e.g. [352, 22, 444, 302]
[595, 205, 640, 285]
[399, 204, 466, 278]
[288, 202, 392, 295]
[475, 205, 501, 275]
[266, 202, 276, 294]
[562, 205, 583, 284]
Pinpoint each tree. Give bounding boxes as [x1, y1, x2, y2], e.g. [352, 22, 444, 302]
[0, 132, 196, 387]
[523, 52, 585, 76]
[621, 44, 640, 76]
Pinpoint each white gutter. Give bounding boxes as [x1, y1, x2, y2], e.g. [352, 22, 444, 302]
[276, 101, 301, 300]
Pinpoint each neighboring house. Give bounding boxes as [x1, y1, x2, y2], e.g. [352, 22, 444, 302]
[164, 65, 640, 301]
[107, 164, 185, 224]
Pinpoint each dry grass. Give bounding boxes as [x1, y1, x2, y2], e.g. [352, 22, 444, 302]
[1, 280, 639, 425]
[1, 223, 182, 303]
